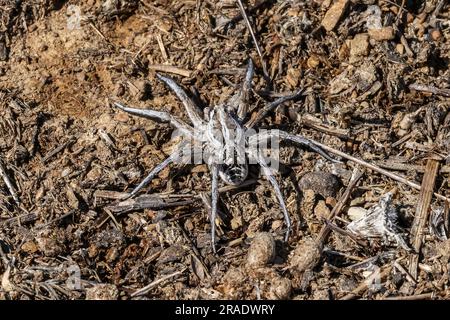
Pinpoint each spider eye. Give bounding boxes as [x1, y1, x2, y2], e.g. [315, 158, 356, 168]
[219, 164, 248, 185]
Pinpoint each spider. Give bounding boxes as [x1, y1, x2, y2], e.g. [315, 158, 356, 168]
[113, 59, 336, 252]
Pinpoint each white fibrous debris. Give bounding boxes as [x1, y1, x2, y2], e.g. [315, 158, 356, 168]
[366, 5, 382, 30]
[347, 192, 410, 250]
[429, 206, 447, 241]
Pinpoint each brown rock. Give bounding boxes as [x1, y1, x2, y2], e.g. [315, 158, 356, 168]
[368, 26, 396, 41]
[299, 172, 341, 198]
[289, 237, 322, 272]
[430, 29, 442, 41]
[349, 34, 370, 62]
[307, 55, 320, 69]
[246, 232, 276, 267]
[114, 112, 130, 123]
[321, 0, 350, 31]
[21, 241, 39, 254]
[314, 200, 331, 220]
[396, 43, 404, 55]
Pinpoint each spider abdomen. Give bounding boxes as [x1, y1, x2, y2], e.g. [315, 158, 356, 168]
[219, 163, 248, 186]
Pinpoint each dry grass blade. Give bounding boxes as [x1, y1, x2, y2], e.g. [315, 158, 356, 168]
[148, 64, 192, 77]
[408, 159, 440, 279]
[340, 266, 392, 300]
[131, 268, 186, 297]
[317, 168, 364, 244]
[235, 0, 269, 80]
[0, 159, 19, 204]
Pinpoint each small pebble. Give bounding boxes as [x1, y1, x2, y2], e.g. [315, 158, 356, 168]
[396, 43, 404, 55]
[246, 232, 276, 267]
[21, 241, 39, 254]
[299, 172, 341, 198]
[368, 26, 396, 41]
[430, 29, 442, 41]
[321, 0, 350, 31]
[347, 206, 368, 221]
[314, 200, 331, 220]
[307, 55, 320, 69]
[349, 33, 370, 62]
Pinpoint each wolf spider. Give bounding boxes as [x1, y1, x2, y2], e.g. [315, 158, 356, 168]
[114, 59, 336, 252]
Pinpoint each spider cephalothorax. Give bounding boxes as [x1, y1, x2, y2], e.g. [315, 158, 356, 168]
[114, 59, 336, 252]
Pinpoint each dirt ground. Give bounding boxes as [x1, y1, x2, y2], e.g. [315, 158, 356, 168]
[0, 0, 449, 300]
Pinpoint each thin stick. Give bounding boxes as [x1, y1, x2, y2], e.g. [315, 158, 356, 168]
[340, 266, 392, 300]
[176, 221, 211, 279]
[131, 268, 186, 297]
[0, 160, 19, 204]
[408, 159, 440, 279]
[235, 0, 269, 80]
[35, 210, 76, 230]
[95, 179, 258, 200]
[213, 0, 269, 32]
[41, 138, 76, 164]
[382, 292, 435, 300]
[148, 64, 192, 77]
[317, 168, 364, 244]
[300, 116, 351, 140]
[409, 83, 450, 97]
[89, 22, 106, 40]
[393, 261, 417, 284]
[310, 140, 450, 202]
[156, 34, 169, 62]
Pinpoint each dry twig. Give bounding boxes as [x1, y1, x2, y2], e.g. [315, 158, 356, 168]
[317, 168, 364, 244]
[0, 159, 19, 204]
[408, 159, 440, 279]
[310, 140, 450, 202]
[131, 268, 186, 297]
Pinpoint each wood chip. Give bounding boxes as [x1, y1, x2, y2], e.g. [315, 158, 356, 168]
[321, 0, 350, 32]
[408, 159, 440, 279]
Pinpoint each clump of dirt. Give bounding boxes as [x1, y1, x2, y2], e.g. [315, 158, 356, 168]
[0, 0, 449, 300]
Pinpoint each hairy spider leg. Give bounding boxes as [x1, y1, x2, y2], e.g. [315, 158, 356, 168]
[236, 58, 254, 121]
[126, 146, 188, 199]
[278, 131, 340, 163]
[254, 152, 292, 241]
[113, 102, 194, 138]
[244, 90, 304, 129]
[156, 74, 205, 128]
[210, 164, 219, 253]
[250, 130, 338, 163]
